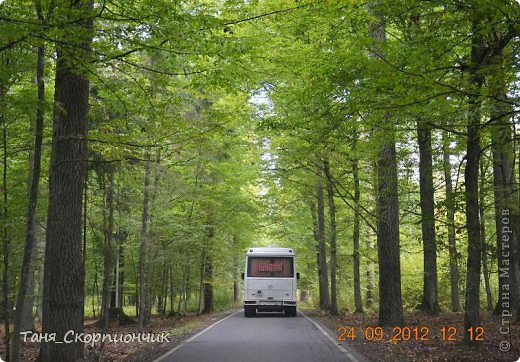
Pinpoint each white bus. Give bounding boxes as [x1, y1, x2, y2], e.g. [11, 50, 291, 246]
[242, 247, 299, 317]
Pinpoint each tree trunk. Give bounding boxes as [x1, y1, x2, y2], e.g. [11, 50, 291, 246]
[164, 264, 170, 315]
[369, 5, 403, 326]
[143, 259, 154, 324]
[324, 160, 337, 315]
[479, 159, 493, 312]
[202, 258, 213, 314]
[442, 131, 461, 312]
[169, 264, 175, 314]
[1, 75, 11, 362]
[142, 150, 162, 323]
[316, 161, 330, 311]
[178, 275, 183, 314]
[138, 155, 151, 331]
[366, 165, 378, 311]
[202, 219, 215, 315]
[375, 121, 403, 326]
[111, 230, 126, 310]
[184, 261, 190, 314]
[198, 248, 206, 314]
[489, 67, 520, 321]
[92, 263, 98, 318]
[233, 237, 240, 305]
[36, 252, 45, 322]
[417, 123, 439, 314]
[40, 1, 92, 360]
[365, 231, 375, 310]
[13, 40, 45, 360]
[179, 263, 185, 314]
[101, 171, 114, 331]
[159, 261, 167, 315]
[82, 167, 88, 326]
[352, 158, 363, 313]
[463, 22, 484, 343]
[309, 200, 322, 296]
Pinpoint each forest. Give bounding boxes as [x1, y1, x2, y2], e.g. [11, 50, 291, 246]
[0, 0, 519, 361]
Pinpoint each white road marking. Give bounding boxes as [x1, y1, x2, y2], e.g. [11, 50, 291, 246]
[300, 311, 360, 362]
[154, 309, 242, 362]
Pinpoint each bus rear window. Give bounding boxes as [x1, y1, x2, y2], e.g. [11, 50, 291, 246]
[247, 257, 294, 277]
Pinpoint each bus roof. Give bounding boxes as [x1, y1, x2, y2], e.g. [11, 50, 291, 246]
[246, 247, 295, 256]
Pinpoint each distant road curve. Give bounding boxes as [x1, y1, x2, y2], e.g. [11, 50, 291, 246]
[155, 310, 366, 362]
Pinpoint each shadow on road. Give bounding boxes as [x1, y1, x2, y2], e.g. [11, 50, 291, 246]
[243, 312, 299, 318]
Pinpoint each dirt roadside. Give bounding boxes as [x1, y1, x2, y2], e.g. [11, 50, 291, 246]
[307, 310, 520, 362]
[0, 309, 240, 361]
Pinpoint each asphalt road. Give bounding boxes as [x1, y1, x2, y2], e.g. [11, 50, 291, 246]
[156, 310, 364, 362]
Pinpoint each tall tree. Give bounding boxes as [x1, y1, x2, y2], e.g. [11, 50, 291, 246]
[40, 0, 93, 359]
[370, 5, 403, 326]
[442, 132, 461, 312]
[1, 59, 11, 362]
[375, 117, 403, 326]
[101, 170, 115, 331]
[315, 160, 330, 311]
[479, 156, 493, 312]
[417, 122, 439, 314]
[324, 159, 337, 315]
[463, 18, 484, 343]
[138, 155, 151, 331]
[488, 51, 520, 320]
[352, 157, 363, 313]
[201, 217, 215, 315]
[233, 236, 241, 305]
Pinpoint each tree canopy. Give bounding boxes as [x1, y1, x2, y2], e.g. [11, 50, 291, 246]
[0, 0, 519, 360]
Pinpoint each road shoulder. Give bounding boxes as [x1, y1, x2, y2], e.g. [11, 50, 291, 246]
[300, 310, 370, 362]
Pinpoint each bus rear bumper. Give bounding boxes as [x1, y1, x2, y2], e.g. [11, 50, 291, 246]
[244, 300, 297, 313]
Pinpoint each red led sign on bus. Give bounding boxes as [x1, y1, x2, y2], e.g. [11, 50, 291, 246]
[258, 262, 283, 272]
